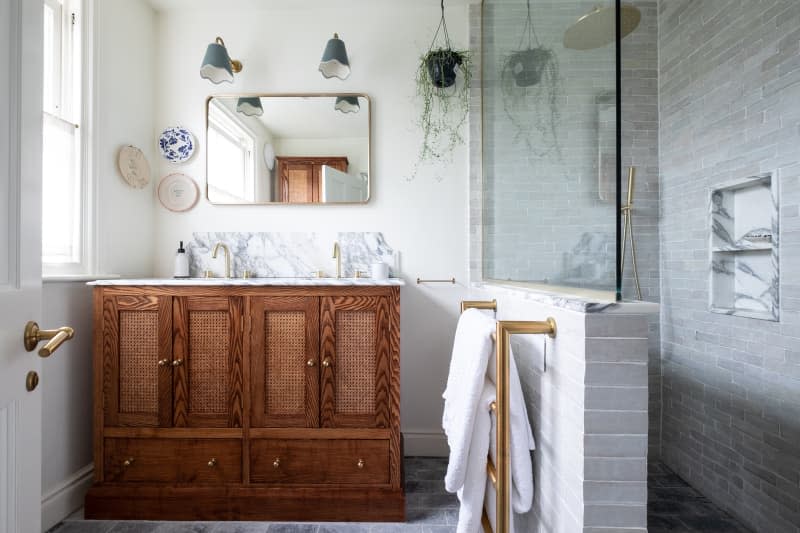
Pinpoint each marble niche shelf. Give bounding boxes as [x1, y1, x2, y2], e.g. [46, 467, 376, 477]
[709, 173, 779, 321]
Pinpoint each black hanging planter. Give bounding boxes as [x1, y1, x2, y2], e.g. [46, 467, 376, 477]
[426, 49, 463, 88]
[507, 47, 553, 87]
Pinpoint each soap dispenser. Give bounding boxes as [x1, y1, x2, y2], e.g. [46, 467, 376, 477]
[174, 241, 190, 278]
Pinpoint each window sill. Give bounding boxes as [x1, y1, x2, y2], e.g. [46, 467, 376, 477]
[43, 273, 121, 283]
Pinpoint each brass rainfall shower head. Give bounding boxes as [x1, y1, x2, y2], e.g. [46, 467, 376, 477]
[563, 3, 641, 50]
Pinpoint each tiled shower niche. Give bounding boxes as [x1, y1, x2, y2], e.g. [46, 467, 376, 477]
[710, 173, 779, 321]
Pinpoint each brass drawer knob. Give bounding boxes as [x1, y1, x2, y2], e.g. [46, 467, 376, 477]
[306, 359, 316, 367]
[208, 458, 217, 467]
[273, 457, 281, 468]
[123, 457, 135, 467]
[357, 459, 365, 469]
[158, 358, 170, 367]
[321, 359, 332, 368]
[172, 359, 184, 367]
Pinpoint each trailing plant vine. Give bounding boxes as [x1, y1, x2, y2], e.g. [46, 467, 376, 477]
[409, 0, 473, 180]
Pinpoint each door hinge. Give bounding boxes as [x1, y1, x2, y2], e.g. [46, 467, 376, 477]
[71, 12, 76, 26]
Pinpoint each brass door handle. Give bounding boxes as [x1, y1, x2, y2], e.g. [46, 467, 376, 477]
[24, 321, 74, 357]
[321, 359, 332, 368]
[172, 359, 184, 367]
[208, 458, 217, 467]
[158, 359, 170, 367]
[357, 459, 365, 469]
[306, 359, 316, 367]
[123, 457, 135, 467]
[273, 457, 280, 468]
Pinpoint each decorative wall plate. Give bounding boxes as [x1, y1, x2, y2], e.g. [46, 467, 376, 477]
[157, 173, 199, 212]
[117, 145, 151, 189]
[158, 126, 195, 163]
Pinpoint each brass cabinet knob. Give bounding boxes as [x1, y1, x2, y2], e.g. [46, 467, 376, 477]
[321, 359, 332, 368]
[158, 358, 170, 367]
[306, 359, 316, 367]
[273, 457, 281, 468]
[208, 458, 217, 467]
[172, 359, 184, 367]
[123, 457, 135, 467]
[357, 459, 365, 469]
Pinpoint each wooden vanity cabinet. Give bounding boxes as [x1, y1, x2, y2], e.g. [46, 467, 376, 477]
[87, 285, 403, 522]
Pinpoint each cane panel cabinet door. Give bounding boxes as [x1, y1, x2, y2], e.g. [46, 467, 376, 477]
[319, 295, 393, 429]
[172, 295, 244, 428]
[249, 295, 320, 428]
[101, 293, 173, 427]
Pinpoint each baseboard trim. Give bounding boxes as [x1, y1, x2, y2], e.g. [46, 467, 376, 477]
[42, 463, 93, 531]
[403, 431, 448, 457]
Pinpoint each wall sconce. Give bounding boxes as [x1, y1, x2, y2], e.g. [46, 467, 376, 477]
[200, 37, 243, 84]
[236, 97, 263, 116]
[334, 96, 360, 113]
[319, 33, 350, 80]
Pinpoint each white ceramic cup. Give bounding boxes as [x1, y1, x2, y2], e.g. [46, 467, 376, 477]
[371, 262, 389, 280]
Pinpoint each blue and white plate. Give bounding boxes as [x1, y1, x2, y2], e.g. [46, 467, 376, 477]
[158, 126, 195, 163]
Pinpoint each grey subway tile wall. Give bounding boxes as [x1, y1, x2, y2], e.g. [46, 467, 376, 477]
[659, 1, 800, 531]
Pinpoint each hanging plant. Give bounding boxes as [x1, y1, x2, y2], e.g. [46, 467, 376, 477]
[411, 0, 473, 179]
[500, 0, 561, 158]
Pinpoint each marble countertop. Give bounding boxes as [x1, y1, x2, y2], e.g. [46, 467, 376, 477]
[88, 277, 406, 287]
[472, 281, 660, 314]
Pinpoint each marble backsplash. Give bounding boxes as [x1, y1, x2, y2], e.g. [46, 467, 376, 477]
[186, 232, 397, 279]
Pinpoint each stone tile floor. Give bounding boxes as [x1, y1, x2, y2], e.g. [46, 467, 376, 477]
[648, 461, 751, 532]
[50, 458, 750, 532]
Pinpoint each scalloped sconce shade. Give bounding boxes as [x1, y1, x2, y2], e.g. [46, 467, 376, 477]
[236, 97, 263, 116]
[200, 37, 242, 84]
[319, 33, 351, 80]
[334, 96, 360, 113]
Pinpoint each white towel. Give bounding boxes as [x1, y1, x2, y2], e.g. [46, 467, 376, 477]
[487, 343, 536, 514]
[443, 308, 537, 532]
[455, 379, 495, 533]
[442, 308, 496, 493]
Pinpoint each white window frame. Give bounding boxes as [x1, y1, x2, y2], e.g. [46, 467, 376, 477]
[42, 0, 94, 277]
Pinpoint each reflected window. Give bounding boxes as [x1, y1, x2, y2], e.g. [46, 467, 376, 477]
[208, 101, 256, 202]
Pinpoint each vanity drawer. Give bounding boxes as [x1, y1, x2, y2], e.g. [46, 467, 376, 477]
[250, 439, 390, 485]
[104, 438, 242, 484]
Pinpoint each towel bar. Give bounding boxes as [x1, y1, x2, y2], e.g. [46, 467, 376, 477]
[460, 299, 556, 533]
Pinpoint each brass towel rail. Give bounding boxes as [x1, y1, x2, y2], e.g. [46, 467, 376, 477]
[460, 300, 556, 533]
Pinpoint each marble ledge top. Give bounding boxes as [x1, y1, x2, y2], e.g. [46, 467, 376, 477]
[472, 281, 659, 314]
[88, 277, 406, 287]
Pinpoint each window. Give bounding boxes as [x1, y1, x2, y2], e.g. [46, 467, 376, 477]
[42, 0, 85, 273]
[207, 101, 256, 203]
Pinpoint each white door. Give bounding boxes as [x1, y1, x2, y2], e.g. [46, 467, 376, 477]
[321, 165, 368, 202]
[0, 1, 44, 532]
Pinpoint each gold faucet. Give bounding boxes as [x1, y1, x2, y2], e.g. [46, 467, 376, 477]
[211, 242, 232, 278]
[332, 241, 341, 279]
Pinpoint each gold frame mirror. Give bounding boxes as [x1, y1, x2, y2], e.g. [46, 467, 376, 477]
[205, 93, 370, 205]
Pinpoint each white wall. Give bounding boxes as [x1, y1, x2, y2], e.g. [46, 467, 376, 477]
[41, 282, 95, 530]
[151, 2, 474, 452]
[94, 0, 157, 276]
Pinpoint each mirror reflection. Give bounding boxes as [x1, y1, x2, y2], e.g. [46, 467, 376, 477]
[206, 94, 370, 204]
